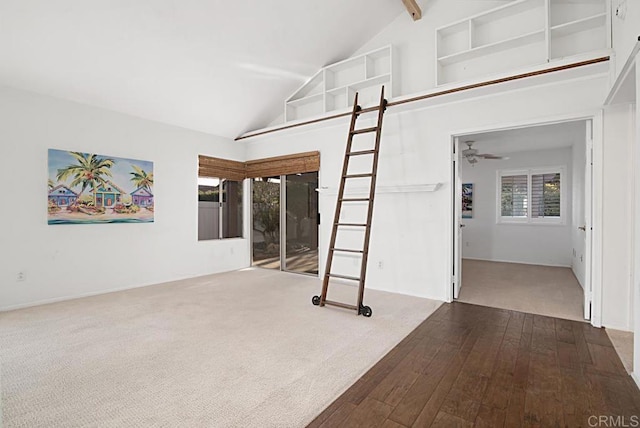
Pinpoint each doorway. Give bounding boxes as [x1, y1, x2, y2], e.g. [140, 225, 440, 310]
[452, 119, 593, 322]
[251, 172, 319, 275]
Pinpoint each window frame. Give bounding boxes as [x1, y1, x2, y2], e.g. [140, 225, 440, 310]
[496, 166, 566, 225]
[198, 176, 244, 241]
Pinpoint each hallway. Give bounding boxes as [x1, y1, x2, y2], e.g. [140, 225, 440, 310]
[458, 260, 584, 322]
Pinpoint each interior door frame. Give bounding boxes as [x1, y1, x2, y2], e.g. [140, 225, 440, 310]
[452, 137, 462, 299]
[448, 111, 603, 327]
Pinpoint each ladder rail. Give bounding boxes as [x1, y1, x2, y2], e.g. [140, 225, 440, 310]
[314, 87, 386, 317]
[319, 94, 361, 306]
[357, 88, 387, 310]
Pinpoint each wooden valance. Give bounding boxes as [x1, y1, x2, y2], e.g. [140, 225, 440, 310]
[245, 151, 320, 178]
[198, 155, 246, 181]
[199, 151, 320, 180]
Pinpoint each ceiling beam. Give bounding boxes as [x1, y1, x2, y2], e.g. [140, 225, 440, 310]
[402, 0, 422, 21]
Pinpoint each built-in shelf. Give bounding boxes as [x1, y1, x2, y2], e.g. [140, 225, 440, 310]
[285, 46, 392, 122]
[438, 30, 545, 65]
[286, 92, 323, 107]
[435, 0, 608, 86]
[350, 74, 391, 91]
[550, 12, 606, 38]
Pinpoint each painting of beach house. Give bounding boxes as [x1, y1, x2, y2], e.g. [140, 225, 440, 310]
[48, 149, 154, 225]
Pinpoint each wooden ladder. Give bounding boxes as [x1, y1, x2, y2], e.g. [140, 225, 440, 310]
[312, 87, 387, 317]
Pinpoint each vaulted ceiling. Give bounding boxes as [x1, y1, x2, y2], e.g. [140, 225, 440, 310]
[0, 0, 406, 139]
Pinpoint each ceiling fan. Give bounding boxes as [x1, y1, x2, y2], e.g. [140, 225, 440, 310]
[461, 141, 508, 165]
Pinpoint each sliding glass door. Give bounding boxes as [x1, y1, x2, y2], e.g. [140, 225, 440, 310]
[251, 173, 319, 275]
[284, 172, 319, 275]
[252, 177, 281, 270]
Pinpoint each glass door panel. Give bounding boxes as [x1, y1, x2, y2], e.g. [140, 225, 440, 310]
[252, 177, 281, 269]
[284, 172, 319, 275]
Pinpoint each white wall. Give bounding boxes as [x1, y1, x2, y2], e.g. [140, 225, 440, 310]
[571, 135, 587, 287]
[356, 0, 508, 97]
[243, 0, 634, 326]
[460, 147, 573, 267]
[612, 0, 640, 79]
[245, 76, 608, 303]
[601, 103, 635, 330]
[0, 86, 250, 311]
[634, 59, 640, 385]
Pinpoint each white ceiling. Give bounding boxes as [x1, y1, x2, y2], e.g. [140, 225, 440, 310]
[0, 0, 405, 139]
[460, 120, 587, 156]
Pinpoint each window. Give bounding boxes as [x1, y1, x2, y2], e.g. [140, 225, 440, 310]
[198, 178, 243, 240]
[497, 167, 564, 224]
[198, 155, 245, 241]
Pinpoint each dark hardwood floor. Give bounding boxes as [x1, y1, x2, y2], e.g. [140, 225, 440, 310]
[308, 302, 640, 428]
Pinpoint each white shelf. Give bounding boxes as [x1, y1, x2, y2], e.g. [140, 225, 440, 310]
[320, 183, 443, 196]
[350, 74, 391, 91]
[286, 93, 323, 107]
[550, 12, 606, 38]
[287, 71, 323, 102]
[438, 30, 545, 65]
[473, 0, 543, 24]
[435, 0, 608, 86]
[284, 46, 393, 122]
[326, 86, 347, 96]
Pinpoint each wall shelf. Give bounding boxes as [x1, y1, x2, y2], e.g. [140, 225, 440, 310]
[435, 0, 609, 86]
[438, 30, 545, 65]
[285, 46, 392, 122]
[286, 93, 323, 107]
[550, 12, 606, 38]
[319, 183, 443, 196]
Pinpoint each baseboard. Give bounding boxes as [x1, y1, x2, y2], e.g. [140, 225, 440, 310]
[0, 282, 158, 312]
[462, 257, 571, 268]
[0, 268, 249, 312]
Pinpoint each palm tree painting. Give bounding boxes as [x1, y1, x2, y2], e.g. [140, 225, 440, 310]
[48, 149, 154, 225]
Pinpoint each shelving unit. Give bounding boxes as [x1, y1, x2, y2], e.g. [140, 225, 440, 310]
[435, 0, 610, 85]
[284, 46, 392, 122]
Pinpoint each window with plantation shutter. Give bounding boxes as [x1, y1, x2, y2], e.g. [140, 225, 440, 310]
[531, 172, 561, 218]
[500, 174, 528, 218]
[497, 167, 564, 224]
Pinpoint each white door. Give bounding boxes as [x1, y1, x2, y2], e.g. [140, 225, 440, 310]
[453, 137, 463, 299]
[582, 121, 594, 320]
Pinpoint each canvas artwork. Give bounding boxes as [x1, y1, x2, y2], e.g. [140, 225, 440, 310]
[48, 149, 154, 225]
[462, 183, 473, 219]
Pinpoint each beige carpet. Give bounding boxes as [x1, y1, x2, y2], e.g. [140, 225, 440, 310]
[606, 328, 634, 373]
[0, 268, 441, 428]
[458, 259, 585, 322]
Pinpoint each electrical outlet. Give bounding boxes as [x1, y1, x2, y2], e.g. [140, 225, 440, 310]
[378, 261, 384, 269]
[17, 271, 25, 282]
[465, 241, 470, 247]
[230, 247, 234, 255]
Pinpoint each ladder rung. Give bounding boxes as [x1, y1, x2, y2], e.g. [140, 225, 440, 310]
[351, 126, 378, 135]
[327, 273, 360, 281]
[324, 300, 358, 311]
[340, 198, 370, 202]
[347, 150, 376, 156]
[331, 248, 364, 254]
[344, 173, 373, 179]
[355, 105, 384, 116]
[336, 223, 367, 227]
